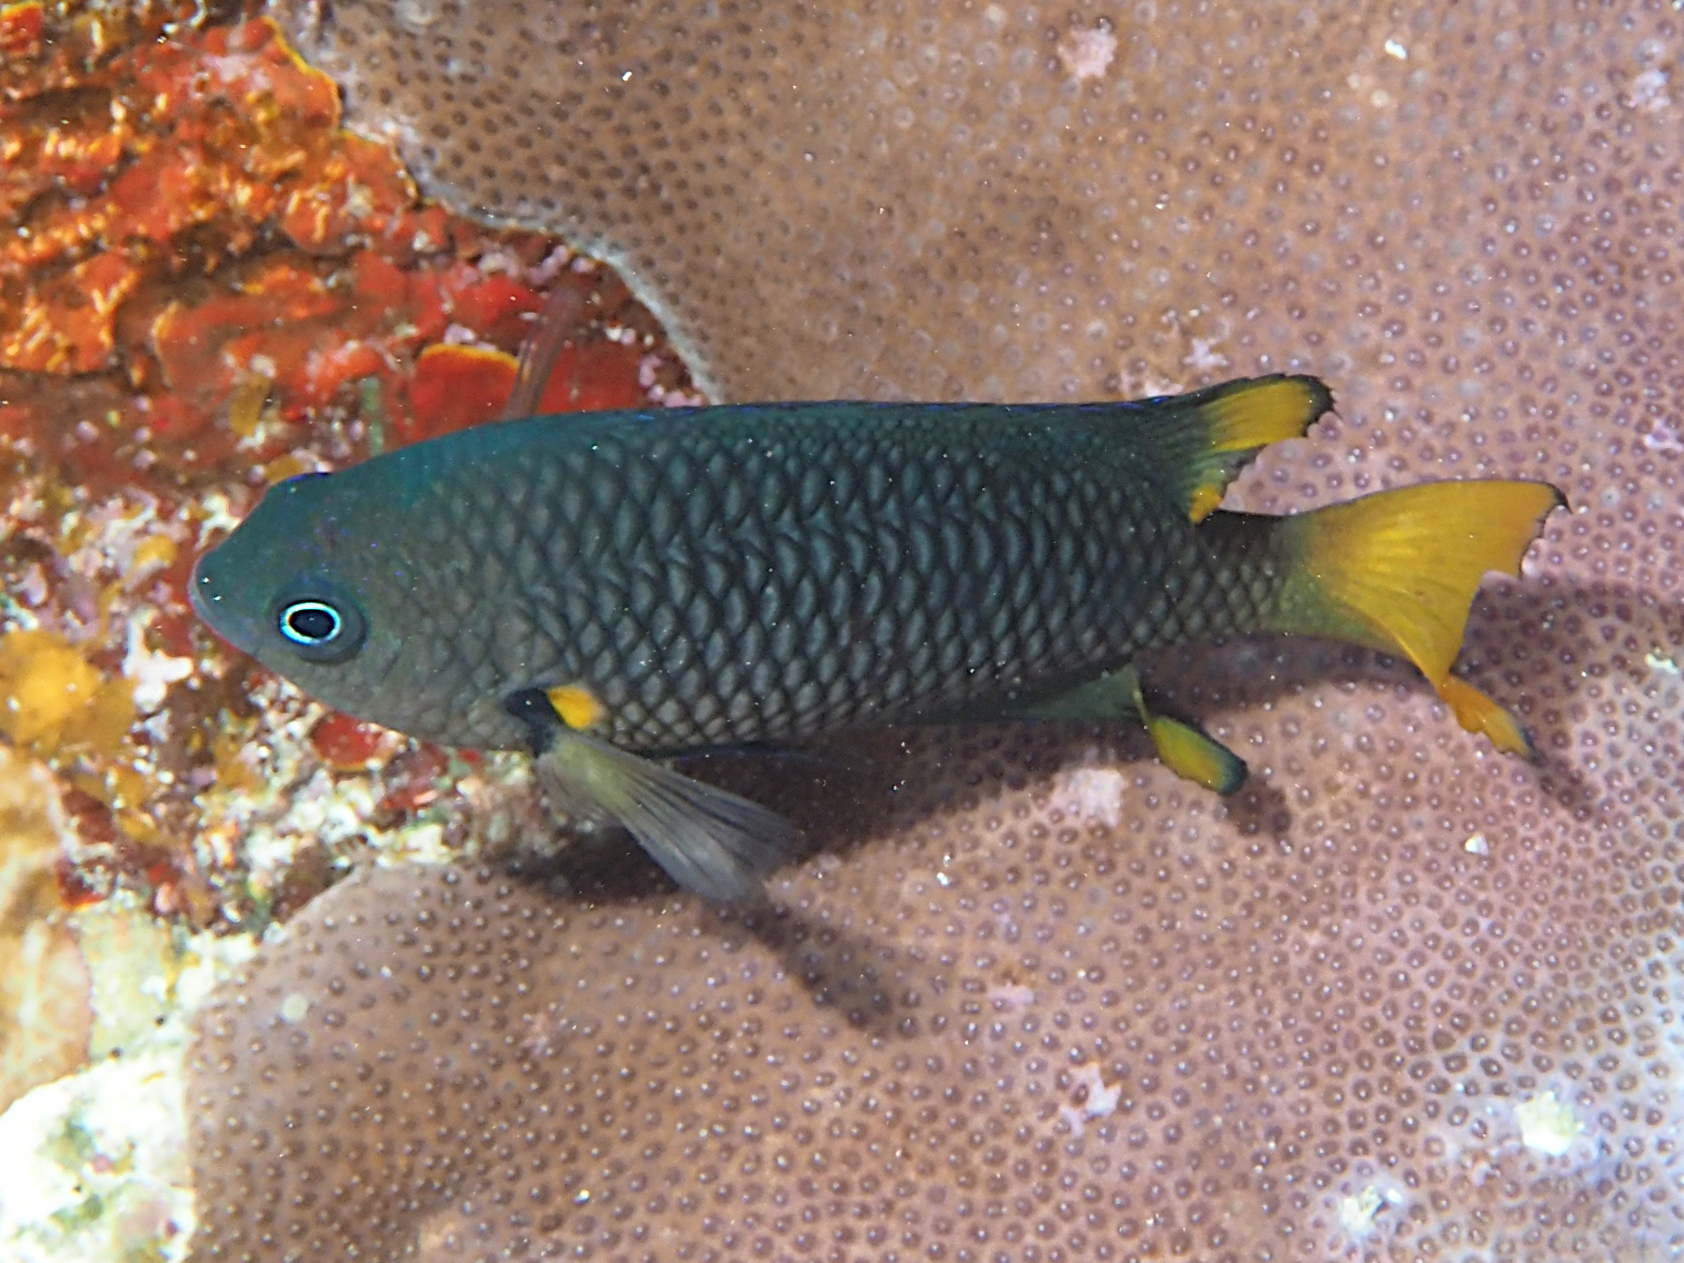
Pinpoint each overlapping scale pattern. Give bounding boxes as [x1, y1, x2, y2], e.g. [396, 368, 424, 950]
[330, 406, 1243, 751]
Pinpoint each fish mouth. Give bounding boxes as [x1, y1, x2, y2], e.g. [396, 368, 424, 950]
[186, 551, 223, 625]
[186, 551, 252, 655]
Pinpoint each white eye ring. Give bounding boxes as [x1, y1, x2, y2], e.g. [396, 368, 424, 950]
[279, 599, 344, 646]
[271, 580, 367, 664]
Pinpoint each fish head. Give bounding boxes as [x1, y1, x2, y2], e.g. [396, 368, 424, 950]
[191, 469, 410, 730]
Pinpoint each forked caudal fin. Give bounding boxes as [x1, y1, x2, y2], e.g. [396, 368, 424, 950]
[1136, 375, 1335, 523]
[1268, 479, 1565, 757]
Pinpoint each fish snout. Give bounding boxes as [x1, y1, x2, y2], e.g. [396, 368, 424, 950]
[187, 550, 221, 622]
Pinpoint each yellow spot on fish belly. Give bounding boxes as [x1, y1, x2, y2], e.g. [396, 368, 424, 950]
[547, 684, 606, 731]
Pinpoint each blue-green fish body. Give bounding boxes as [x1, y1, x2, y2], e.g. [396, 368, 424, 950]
[192, 378, 1560, 901]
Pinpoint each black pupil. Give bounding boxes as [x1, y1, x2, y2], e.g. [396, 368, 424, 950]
[286, 605, 339, 642]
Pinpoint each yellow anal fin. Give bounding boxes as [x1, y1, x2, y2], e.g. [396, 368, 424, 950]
[1119, 666, 1249, 795]
[1142, 712, 1249, 794]
[1272, 478, 1565, 756]
[1438, 676, 1537, 760]
[1177, 375, 1333, 522]
[1011, 666, 1248, 793]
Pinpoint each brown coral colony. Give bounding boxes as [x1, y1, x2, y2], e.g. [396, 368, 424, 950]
[123, 0, 1684, 1259]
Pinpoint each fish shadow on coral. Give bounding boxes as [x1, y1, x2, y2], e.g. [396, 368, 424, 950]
[1136, 580, 1681, 822]
[524, 714, 1279, 863]
[503, 580, 1676, 1033]
[495, 582, 1670, 1037]
[502, 839, 937, 1038]
[507, 726, 1178, 1040]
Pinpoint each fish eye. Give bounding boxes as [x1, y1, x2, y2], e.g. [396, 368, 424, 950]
[271, 580, 366, 664]
[280, 601, 342, 644]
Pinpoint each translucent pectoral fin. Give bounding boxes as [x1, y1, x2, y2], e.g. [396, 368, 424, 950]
[529, 755, 621, 833]
[505, 686, 800, 904]
[535, 728, 799, 905]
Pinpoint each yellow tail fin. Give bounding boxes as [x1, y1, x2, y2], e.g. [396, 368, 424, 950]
[1271, 480, 1563, 756]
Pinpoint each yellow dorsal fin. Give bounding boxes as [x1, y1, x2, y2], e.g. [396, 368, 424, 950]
[1134, 375, 1333, 523]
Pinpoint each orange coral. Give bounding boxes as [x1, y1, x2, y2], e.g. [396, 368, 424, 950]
[536, 339, 649, 413]
[0, 9, 691, 934]
[400, 337, 650, 444]
[0, 12, 665, 488]
[2, 17, 394, 277]
[1, 253, 141, 374]
[401, 343, 518, 443]
[0, 3, 44, 59]
[307, 710, 395, 771]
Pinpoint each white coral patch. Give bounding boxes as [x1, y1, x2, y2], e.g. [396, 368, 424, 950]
[1641, 417, 1683, 453]
[1183, 336, 1230, 373]
[0, 919, 256, 1263]
[1058, 28, 1117, 82]
[1514, 1091, 1583, 1156]
[0, 1050, 192, 1263]
[65, 493, 173, 582]
[1628, 67, 1671, 112]
[194, 491, 245, 546]
[1057, 765, 1127, 829]
[987, 983, 1037, 1009]
[122, 614, 193, 714]
[1337, 1184, 1402, 1237]
[1059, 1061, 1121, 1134]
